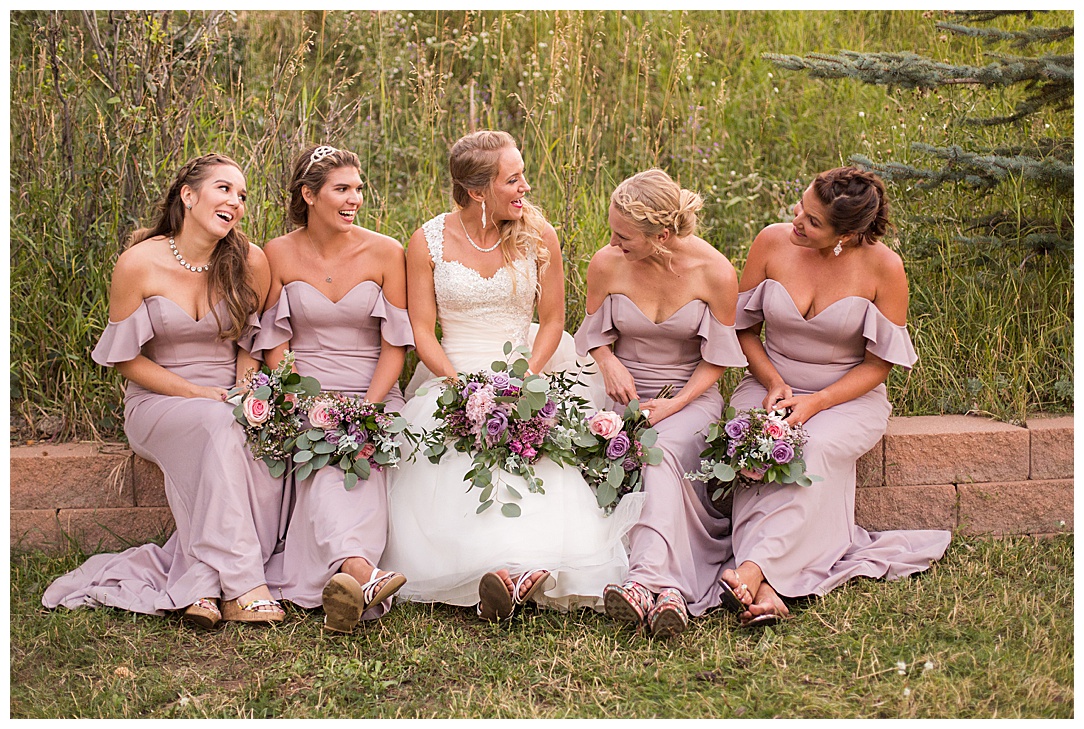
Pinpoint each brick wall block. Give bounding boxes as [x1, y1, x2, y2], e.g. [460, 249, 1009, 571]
[1027, 415, 1074, 480]
[855, 484, 957, 532]
[133, 457, 169, 507]
[856, 439, 884, 488]
[9, 444, 134, 510]
[958, 479, 1073, 537]
[884, 415, 1029, 486]
[58, 507, 176, 554]
[10, 509, 65, 553]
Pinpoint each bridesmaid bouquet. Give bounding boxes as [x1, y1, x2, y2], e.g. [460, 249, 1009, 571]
[574, 400, 664, 514]
[685, 406, 819, 500]
[290, 394, 413, 489]
[417, 342, 588, 518]
[228, 350, 321, 478]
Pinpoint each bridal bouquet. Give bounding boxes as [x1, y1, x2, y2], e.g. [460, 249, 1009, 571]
[228, 350, 321, 478]
[418, 342, 588, 518]
[685, 406, 819, 500]
[574, 400, 664, 514]
[291, 394, 413, 489]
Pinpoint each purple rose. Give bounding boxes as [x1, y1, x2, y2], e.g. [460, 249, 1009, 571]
[771, 440, 794, 464]
[622, 456, 637, 472]
[606, 432, 631, 460]
[325, 430, 341, 446]
[726, 441, 738, 457]
[724, 417, 750, 440]
[462, 381, 482, 398]
[539, 400, 557, 419]
[486, 410, 509, 439]
[252, 372, 271, 388]
[491, 372, 511, 391]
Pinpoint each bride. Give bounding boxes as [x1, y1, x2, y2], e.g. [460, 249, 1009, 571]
[383, 130, 643, 620]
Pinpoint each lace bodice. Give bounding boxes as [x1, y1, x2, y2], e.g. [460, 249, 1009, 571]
[422, 213, 538, 357]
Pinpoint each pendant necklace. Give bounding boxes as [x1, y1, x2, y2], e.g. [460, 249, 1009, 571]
[305, 230, 346, 283]
[460, 214, 500, 253]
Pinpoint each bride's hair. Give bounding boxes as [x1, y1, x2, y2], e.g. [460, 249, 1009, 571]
[449, 131, 551, 283]
[610, 168, 703, 256]
[811, 167, 891, 245]
[287, 145, 363, 228]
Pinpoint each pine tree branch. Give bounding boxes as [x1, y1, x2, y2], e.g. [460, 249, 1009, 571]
[937, 21, 1073, 49]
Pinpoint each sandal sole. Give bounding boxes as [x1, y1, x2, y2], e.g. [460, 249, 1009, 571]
[364, 572, 407, 612]
[604, 588, 646, 624]
[221, 599, 285, 624]
[650, 606, 688, 637]
[181, 605, 220, 630]
[478, 572, 515, 622]
[718, 580, 746, 614]
[322, 574, 366, 633]
[741, 613, 781, 629]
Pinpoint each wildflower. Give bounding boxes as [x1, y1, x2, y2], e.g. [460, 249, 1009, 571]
[896, 661, 907, 675]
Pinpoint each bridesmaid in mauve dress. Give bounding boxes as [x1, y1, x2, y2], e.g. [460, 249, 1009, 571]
[575, 169, 748, 638]
[722, 167, 951, 627]
[42, 153, 286, 628]
[258, 145, 411, 634]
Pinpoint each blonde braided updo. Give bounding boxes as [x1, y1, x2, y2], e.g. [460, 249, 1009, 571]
[610, 168, 703, 254]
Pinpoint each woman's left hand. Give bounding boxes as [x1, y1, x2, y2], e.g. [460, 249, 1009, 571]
[639, 396, 685, 426]
[774, 392, 827, 428]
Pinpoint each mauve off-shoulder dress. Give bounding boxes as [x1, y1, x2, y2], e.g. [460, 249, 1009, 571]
[43, 297, 283, 613]
[729, 278, 951, 597]
[575, 294, 749, 616]
[256, 280, 414, 619]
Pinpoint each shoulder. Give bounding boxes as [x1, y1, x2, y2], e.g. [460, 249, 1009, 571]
[867, 242, 908, 323]
[585, 244, 623, 283]
[406, 226, 434, 265]
[262, 231, 297, 261]
[751, 222, 791, 252]
[115, 236, 161, 274]
[246, 241, 269, 268]
[690, 236, 736, 278]
[364, 228, 405, 256]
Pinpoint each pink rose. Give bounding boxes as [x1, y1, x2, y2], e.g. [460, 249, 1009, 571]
[242, 395, 271, 425]
[308, 399, 334, 429]
[358, 443, 377, 459]
[588, 411, 623, 440]
[764, 419, 786, 439]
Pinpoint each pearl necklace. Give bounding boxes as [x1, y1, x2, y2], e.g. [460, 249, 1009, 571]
[169, 237, 209, 273]
[460, 214, 500, 253]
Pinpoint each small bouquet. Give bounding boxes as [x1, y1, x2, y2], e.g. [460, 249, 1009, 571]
[685, 406, 819, 501]
[228, 351, 321, 478]
[417, 342, 589, 518]
[574, 399, 664, 514]
[290, 394, 413, 489]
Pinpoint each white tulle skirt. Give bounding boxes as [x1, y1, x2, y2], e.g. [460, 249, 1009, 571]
[383, 325, 644, 611]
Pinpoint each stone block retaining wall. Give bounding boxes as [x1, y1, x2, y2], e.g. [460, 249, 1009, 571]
[9, 414, 1073, 554]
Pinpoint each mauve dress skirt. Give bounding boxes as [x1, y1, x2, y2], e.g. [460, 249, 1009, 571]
[42, 297, 282, 613]
[728, 279, 951, 598]
[575, 294, 749, 616]
[256, 280, 414, 619]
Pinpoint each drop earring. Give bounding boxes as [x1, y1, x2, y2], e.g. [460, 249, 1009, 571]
[833, 239, 843, 256]
[481, 199, 487, 229]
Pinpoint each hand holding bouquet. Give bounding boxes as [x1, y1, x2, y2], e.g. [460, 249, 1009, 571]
[574, 399, 664, 514]
[417, 342, 589, 518]
[227, 351, 321, 478]
[292, 394, 413, 489]
[685, 406, 819, 501]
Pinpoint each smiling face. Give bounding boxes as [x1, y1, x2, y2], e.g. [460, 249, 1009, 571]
[608, 203, 663, 262]
[306, 165, 363, 231]
[181, 163, 247, 239]
[789, 185, 842, 251]
[481, 146, 531, 223]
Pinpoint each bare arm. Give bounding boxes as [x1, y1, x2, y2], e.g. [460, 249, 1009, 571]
[406, 227, 457, 379]
[364, 239, 408, 403]
[527, 225, 564, 375]
[736, 226, 792, 410]
[582, 247, 639, 406]
[234, 243, 272, 383]
[261, 238, 292, 374]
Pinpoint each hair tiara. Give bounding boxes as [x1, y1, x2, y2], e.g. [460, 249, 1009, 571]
[303, 145, 339, 176]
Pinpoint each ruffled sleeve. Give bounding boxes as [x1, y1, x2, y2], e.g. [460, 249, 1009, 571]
[734, 282, 768, 331]
[372, 293, 415, 349]
[237, 311, 264, 358]
[696, 305, 749, 368]
[573, 295, 619, 357]
[251, 295, 292, 356]
[861, 302, 918, 369]
[91, 301, 155, 368]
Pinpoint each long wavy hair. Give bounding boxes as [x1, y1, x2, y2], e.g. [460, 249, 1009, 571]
[128, 153, 258, 341]
[449, 131, 551, 285]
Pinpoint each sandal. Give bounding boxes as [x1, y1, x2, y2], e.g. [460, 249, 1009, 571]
[477, 569, 550, 622]
[741, 612, 783, 629]
[321, 573, 365, 634]
[359, 569, 407, 612]
[182, 597, 221, 630]
[648, 588, 689, 637]
[221, 596, 285, 624]
[718, 576, 750, 615]
[603, 581, 655, 625]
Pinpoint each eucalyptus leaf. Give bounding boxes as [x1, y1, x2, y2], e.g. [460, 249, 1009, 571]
[501, 502, 522, 518]
[596, 482, 618, 508]
[490, 359, 508, 372]
[712, 462, 736, 482]
[313, 440, 336, 454]
[293, 450, 314, 463]
[606, 464, 625, 487]
[354, 459, 371, 480]
[373, 450, 392, 465]
[298, 376, 321, 396]
[645, 448, 664, 466]
[503, 341, 513, 355]
[440, 389, 456, 406]
[253, 385, 272, 400]
[477, 499, 494, 514]
[640, 428, 658, 447]
[517, 399, 533, 420]
[311, 452, 330, 470]
[506, 484, 522, 500]
[511, 358, 529, 377]
[343, 471, 359, 491]
[388, 416, 408, 433]
[266, 459, 286, 478]
[524, 377, 548, 394]
[295, 461, 313, 482]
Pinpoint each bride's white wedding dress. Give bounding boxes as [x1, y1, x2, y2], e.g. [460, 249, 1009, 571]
[382, 213, 644, 611]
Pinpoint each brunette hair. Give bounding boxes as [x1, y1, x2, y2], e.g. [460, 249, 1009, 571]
[448, 130, 551, 278]
[129, 153, 258, 341]
[287, 145, 363, 228]
[811, 167, 891, 245]
[611, 168, 703, 255]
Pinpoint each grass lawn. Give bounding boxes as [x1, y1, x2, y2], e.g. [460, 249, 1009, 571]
[10, 534, 1072, 718]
